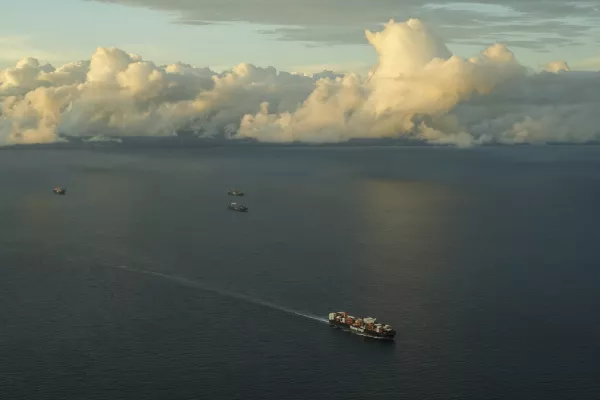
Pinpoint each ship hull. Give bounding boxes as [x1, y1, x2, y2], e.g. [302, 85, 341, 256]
[328, 319, 395, 340]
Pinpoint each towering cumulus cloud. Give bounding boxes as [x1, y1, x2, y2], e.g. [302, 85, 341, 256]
[1, 19, 599, 146]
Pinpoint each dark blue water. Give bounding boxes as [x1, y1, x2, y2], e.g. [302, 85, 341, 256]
[1, 146, 599, 399]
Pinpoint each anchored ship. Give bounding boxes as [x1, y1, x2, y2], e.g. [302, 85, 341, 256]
[328, 311, 396, 340]
[228, 189, 244, 196]
[228, 201, 248, 212]
[53, 186, 66, 195]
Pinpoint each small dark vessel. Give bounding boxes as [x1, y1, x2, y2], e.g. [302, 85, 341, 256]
[53, 187, 66, 195]
[228, 189, 244, 196]
[228, 201, 248, 212]
[328, 311, 396, 340]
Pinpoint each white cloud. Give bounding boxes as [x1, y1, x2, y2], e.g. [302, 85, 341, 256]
[545, 60, 570, 73]
[1, 18, 600, 146]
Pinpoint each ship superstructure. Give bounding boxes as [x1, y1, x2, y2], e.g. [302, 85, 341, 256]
[328, 311, 395, 340]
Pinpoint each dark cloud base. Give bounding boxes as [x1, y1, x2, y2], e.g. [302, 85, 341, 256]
[90, 0, 600, 50]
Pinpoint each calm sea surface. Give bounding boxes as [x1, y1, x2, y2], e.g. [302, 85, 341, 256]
[1, 146, 599, 399]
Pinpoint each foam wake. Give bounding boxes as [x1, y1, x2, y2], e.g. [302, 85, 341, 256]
[113, 265, 327, 323]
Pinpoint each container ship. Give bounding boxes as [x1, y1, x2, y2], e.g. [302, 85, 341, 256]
[328, 311, 396, 340]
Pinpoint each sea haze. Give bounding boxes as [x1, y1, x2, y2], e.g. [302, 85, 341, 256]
[1, 146, 599, 399]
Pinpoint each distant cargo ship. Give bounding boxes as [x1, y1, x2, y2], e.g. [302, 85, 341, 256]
[228, 189, 244, 196]
[53, 187, 66, 195]
[228, 201, 248, 212]
[328, 311, 395, 340]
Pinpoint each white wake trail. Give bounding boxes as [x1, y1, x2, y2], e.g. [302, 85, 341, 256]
[113, 265, 327, 323]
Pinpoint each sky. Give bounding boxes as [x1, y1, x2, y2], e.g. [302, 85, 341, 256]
[2, 0, 599, 72]
[1, 1, 600, 147]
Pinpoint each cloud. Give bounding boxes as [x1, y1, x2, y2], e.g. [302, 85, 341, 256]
[545, 60, 570, 73]
[0, 46, 316, 144]
[239, 19, 527, 147]
[1, 18, 600, 146]
[89, 0, 600, 50]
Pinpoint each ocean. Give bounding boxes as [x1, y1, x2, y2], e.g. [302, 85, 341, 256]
[1, 145, 599, 399]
